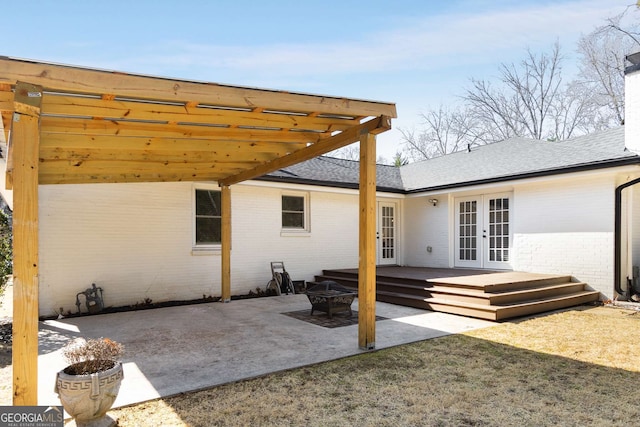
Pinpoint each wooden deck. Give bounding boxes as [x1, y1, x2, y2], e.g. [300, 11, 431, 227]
[313, 267, 600, 321]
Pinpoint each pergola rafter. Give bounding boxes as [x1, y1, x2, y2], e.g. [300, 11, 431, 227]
[0, 56, 396, 405]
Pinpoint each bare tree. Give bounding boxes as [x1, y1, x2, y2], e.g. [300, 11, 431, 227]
[463, 43, 588, 142]
[401, 41, 612, 162]
[399, 105, 482, 161]
[577, 6, 640, 126]
[328, 143, 389, 164]
[328, 143, 360, 161]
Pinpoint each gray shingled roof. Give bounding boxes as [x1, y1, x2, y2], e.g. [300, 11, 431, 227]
[260, 127, 637, 193]
[260, 156, 404, 192]
[400, 126, 635, 192]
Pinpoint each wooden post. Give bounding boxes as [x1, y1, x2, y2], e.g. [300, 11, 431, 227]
[11, 82, 42, 405]
[221, 185, 231, 302]
[358, 132, 377, 350]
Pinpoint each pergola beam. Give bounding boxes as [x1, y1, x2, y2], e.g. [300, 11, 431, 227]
[39, 134, 307, 161]
[40, 116, 326, 145]
[220, 115, 391, 186]
[11, 82, 42, 405]
[0, 57, 397, 118]
[41, 94, 360, 133]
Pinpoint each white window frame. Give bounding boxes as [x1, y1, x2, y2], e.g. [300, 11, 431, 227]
[192, 184, 222, 252]
[281, 191, 310, 236]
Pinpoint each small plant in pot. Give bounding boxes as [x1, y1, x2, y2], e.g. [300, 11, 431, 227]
[54, 337, 124, 427]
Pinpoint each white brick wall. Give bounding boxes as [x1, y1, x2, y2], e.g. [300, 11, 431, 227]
[511, 175, 615, 297]
[36, 169, 635, 315]
[225, 184, 360, 291]
[403, 196, 450, 267]
[38, 181, 363, 316]
[626, 69, 640, 155]
[400, 173, 622, 298]
[39, 182, 215, 315]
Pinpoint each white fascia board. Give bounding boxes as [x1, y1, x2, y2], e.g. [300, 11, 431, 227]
[405, 164, 640, 198]
[240, 179, 405, 199]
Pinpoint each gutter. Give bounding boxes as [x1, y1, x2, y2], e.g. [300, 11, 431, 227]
[259, 157, 640, 195]
[254, 175, 406, 194]
[614, 176, 640, 298]
[405, 157, 640, 194]
[255, 150, 640, 196]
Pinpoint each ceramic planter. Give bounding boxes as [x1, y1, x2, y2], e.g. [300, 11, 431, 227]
[54, 361, 124, 427]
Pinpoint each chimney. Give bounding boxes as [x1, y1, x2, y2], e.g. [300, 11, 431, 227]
[625, 52, 640, 154]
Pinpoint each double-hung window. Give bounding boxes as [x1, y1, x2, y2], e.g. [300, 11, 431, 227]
[195, 189, 221, 246]
[281, 193, 309, 233]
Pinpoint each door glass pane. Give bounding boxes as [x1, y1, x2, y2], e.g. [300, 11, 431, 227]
[380, 205, 395, 260]
[487, 197, 509, 264]
[459, 201, 478, 261]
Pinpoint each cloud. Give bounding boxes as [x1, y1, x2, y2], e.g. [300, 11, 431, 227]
[117, 0, 629, 81]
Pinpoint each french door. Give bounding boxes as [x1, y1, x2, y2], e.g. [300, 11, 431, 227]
[377, 202, 397, 265]
[455, 193, 511, 269]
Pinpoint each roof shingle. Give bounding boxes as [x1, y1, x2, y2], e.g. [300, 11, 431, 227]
[260, 127, 637, 193]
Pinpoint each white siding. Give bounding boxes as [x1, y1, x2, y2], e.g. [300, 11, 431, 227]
[403, 196, 450, 267]
[225, 184, 360, 292]
[400, 172, 627, 298]
[633, 186, 640, 268]
[37, 168, 638, 315]
[511, 175, 615, 296]
[38, 181, 362, 316]
[630, 185, 640, 285]
[625, 69, 640, 155]
[40, 182, 211, 316]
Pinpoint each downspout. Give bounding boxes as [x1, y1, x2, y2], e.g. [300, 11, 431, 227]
[615, 177, 640, 297]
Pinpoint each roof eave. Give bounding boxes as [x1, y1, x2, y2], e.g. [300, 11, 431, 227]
[405, 157, 640, 194]
[254, 175, 406, 194]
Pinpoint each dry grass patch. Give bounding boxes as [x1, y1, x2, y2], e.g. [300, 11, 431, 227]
[112, 306, 640, 426]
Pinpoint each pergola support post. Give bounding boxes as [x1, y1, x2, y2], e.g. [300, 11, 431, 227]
[11, 82, 42, 405]
[358, 132, 377, 350]
[221, 185, 231, 302]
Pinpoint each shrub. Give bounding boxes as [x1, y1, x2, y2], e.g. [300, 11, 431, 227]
[62, 338, 124, 375]
[0, 208, 11, 294]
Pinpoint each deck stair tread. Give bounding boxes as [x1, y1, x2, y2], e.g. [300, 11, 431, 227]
[376, 289, 598, 309]
[428, 273, 572, 292]
[314, 268, 601, 321]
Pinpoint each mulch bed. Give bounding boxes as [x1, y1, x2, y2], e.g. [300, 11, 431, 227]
[283, 309, 387, 328]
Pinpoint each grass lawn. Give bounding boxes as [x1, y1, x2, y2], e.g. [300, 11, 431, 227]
[111, 305, 640, 426]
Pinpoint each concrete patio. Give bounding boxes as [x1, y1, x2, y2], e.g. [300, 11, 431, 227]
[34, 294, 496, 409]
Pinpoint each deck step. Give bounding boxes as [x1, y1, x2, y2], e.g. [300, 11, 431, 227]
[375, 289, 600, 321]
[429, 272, 572, 292]
[315, 268, 601, 321]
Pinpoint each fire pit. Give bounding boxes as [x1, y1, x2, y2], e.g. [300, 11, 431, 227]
[305, 281, 357, 318]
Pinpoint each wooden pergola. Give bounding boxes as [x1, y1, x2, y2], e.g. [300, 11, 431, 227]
[0, 57, 396, 405]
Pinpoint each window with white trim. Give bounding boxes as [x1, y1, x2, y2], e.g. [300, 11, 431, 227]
[281, 193, 309, 232]
[195, 189, 221, 246]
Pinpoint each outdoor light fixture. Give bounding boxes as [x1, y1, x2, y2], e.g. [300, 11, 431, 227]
[429, 198, 438, 207]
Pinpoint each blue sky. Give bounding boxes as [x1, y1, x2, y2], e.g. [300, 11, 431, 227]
[3, 0, 635, 159]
